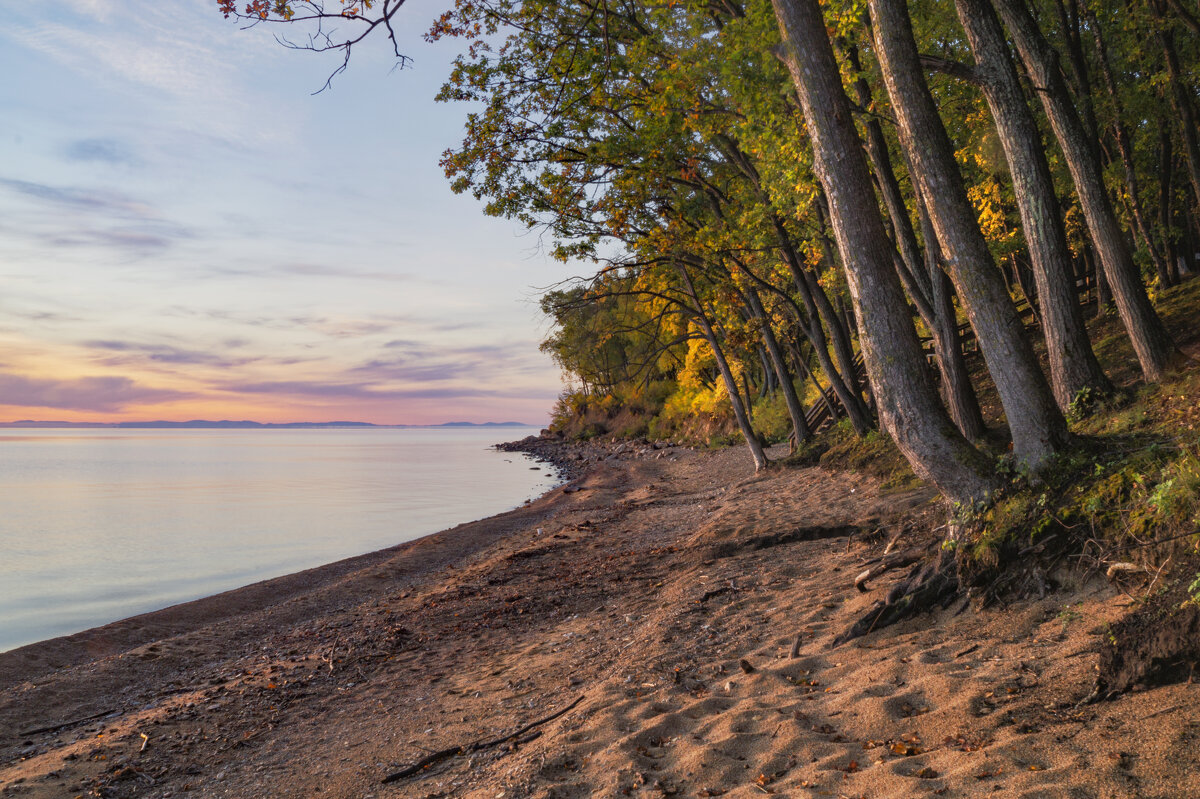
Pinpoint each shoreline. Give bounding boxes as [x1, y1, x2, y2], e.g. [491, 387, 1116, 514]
[0, 434, 680, 678]
[3, 443, 1197, 798]
[1, 427, 571, 657]
[0, 436, 584, 689]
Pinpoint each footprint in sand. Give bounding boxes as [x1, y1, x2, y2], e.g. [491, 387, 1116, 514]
[883, 691, 932, 720]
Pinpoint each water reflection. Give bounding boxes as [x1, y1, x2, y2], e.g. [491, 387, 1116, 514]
[0, 427, 555, 651]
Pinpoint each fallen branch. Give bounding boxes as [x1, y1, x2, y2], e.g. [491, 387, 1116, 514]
[19, 709, 117, 737]
[381, 694, 586, 784]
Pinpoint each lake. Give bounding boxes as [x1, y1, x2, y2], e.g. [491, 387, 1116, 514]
[0, 427, 557, 652]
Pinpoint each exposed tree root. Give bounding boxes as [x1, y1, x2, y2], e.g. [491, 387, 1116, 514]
[834, 548, 959, 645]
[853, 548, 927, 592]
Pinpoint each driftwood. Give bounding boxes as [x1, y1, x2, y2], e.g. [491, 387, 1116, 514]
[381, 694, 585, 784]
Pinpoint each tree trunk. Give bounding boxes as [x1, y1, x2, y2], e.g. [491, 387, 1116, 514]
[813, 195, 871, 404]
[772, 217, 876, 433]
[1089, 9, 1174, 288]
[956, 0, 1111, 409]
[677, 263, 769, 471]
[747, 285, 811, 445]
[1089, 245, 1110, 317]
[870, 0, 1068, 470]
[1154, 12, 1200, 215]
[1161, 124, 1182, 285]
[772, 0, 998, 504]
[917, 189, 988, 440]
[992, 0, 1178, 380]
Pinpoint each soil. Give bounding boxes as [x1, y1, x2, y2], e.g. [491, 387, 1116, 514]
[3, 443, 1199, 799]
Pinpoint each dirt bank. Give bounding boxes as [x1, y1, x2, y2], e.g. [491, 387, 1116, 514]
[2, 444, 1197, 798]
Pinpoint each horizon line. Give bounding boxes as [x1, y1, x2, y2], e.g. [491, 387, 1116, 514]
[0, 419, 539, 429]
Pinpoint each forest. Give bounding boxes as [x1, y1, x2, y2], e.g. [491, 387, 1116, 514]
[222, 0, 1200, 662]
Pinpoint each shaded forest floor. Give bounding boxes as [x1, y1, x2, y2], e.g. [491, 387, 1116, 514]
[2, 280, 1199, 799]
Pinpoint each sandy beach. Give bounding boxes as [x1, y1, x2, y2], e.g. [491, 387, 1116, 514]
[2, 442, 1197, 798]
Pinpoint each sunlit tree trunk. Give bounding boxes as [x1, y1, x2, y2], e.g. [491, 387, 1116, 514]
[915, 188, 988, 440]
[677, 262, 769, 471]
[746, 284, 811, 446]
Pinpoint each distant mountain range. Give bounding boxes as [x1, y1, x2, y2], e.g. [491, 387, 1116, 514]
[0, 420, 534, 429]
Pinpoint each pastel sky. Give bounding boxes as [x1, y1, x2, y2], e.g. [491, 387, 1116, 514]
[0, 1, 566, 425]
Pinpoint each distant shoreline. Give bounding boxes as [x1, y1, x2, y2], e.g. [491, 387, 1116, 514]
[0, 420, 536, 429]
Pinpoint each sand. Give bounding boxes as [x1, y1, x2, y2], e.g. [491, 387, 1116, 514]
[2, 443, 1197, 798]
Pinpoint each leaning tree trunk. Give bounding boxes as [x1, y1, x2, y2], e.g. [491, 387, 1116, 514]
[847, 45, 986, 438]
[1089, 10, 1174, 288]
[916, 187, 988, 440]
[677, 263, 769, 471]
[956, 0, 1111, 410]
[746, 284, 811, 446]
[992, 0, 1178, 381]
[772, 217, 876, 434]
[1156, 20, 1200, 218]
[869, 0, 1068, 471]
[771, 0, 998, 505]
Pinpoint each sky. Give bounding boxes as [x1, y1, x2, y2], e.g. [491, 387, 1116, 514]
[0, 1, 568, 425]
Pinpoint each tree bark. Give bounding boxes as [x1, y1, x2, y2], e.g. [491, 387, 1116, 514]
[771, 216, 876, 434]
[772, 0, 998, 504]
[870, 0, 1068, 470]
[1154, 15, 1200, 217]
[917, 189, 988, 440]
[844, 43, 987, 438]
[955, 0, 1111, 409]
[992, 0, 1178, 380]
[1161, 124, 1181, 285]
[812, 193, 870, 404]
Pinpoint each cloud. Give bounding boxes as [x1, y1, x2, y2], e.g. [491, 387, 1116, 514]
[221, 379, 552, 402]
[277, 263, 413, 282]
[64, 137, 140, 167]
[0, 177, 150, 215]
[350, 342, 548, 383]
[83, 339, 258, 368]
[0, 372, 184, 412]
[0, 177, 193, 255]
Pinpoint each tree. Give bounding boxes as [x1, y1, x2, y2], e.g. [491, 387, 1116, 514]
[868, 0, 1069, 470]
[771, 0, 998, 504]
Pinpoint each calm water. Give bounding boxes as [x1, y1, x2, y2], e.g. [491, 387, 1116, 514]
[0, 427, 557, 652]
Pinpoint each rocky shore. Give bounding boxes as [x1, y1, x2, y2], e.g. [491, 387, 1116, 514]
[496, 433, 689, 482]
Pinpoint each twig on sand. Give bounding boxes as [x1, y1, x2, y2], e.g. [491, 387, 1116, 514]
[954, 643, 980, 659]
[19, 709, 117, 737]
[789, 634, 803, 659]
[381, 694, 586, 784]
